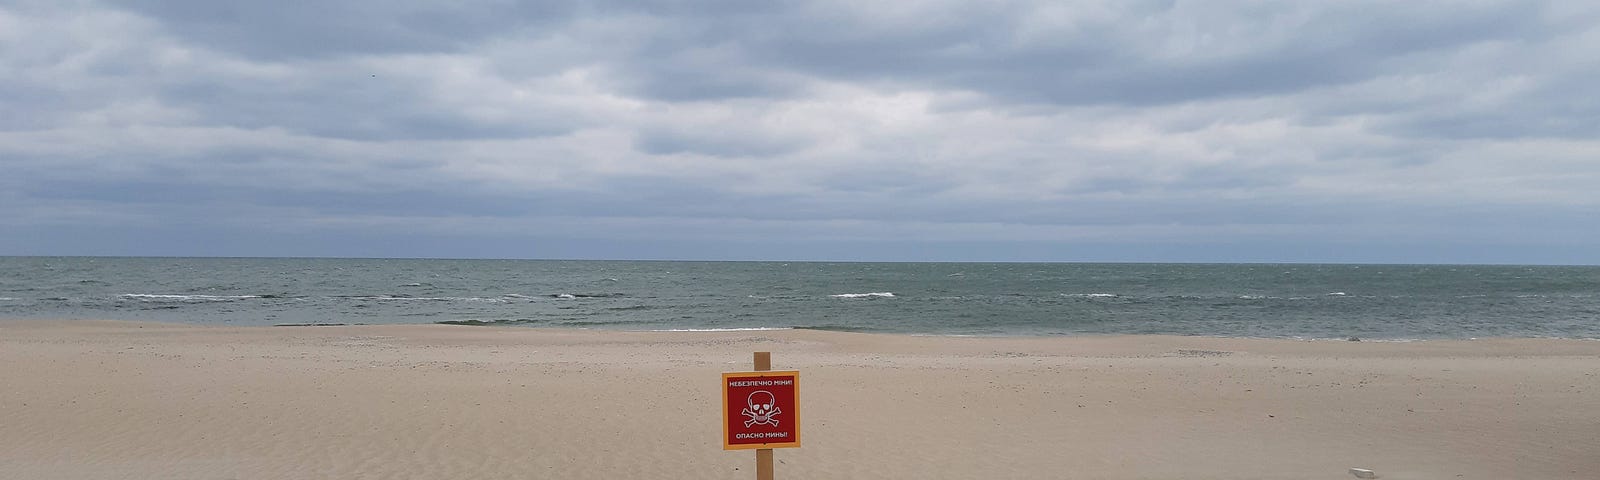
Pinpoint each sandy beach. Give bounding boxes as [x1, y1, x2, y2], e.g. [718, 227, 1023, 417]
[2, 320, 1597, 479]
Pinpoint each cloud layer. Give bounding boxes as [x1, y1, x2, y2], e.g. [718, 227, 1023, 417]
[3, 0, 1599, 262]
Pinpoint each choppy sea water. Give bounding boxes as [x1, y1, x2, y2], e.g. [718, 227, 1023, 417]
[1, 257, 1596, 339]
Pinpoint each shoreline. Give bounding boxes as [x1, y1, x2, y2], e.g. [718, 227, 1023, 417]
[4, 319, 1599, 479]
[10, 316, 1600, 343]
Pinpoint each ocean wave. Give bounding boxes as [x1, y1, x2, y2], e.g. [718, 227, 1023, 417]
[606, 305, 661, 311]
[357, 295, 509, 303]
[1326, 292, 1348, 296]
[436, 318, 541, 326]
[1233, 295, 1325, 300]
[793, 324, 881, 332]
[550, 319, 664, 327]
[0, 297, 15, 301]
[551, 293, 624, 299]
[830, 292, 895, 298]
[747, 294, 806, 300]
[120, 294, 263, 302]
[1062, 293, 1119, 298]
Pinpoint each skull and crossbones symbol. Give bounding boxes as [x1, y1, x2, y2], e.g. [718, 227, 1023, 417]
[741, 390, 782, 427]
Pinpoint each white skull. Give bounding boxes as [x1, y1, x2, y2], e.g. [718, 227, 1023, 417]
[749, 391, 775, 413]
[742, 390, 781, 427]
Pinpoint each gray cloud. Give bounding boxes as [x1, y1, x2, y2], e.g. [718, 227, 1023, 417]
[107, 0, 575, 60]
[2, 0, 1599, 262]
[584, 1, 1550, 106]
[634, 126, 808, 157]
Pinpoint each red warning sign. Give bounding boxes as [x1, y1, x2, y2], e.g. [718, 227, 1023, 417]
[721, 370, 801, 450]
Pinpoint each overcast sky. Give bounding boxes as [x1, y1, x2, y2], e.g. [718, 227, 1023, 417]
[3, 1, 1598, 263]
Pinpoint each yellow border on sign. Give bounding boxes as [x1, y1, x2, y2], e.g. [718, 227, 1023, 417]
[721, 370, 801, 450]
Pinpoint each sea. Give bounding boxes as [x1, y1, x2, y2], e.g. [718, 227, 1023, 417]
[1, 257, 1596, 340]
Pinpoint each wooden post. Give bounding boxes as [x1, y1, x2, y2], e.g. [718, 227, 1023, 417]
[754, 351, 774, 480]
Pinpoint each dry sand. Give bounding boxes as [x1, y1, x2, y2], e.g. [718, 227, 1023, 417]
[2, 320, 1597, 479]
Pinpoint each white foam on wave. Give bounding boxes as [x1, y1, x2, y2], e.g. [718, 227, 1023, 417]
[363, 296, 509, 303]
[830, 292, 895, 298]
[0, 297, 16, 301]
[121, 294, 261, 301]
[1062, 293, 1118, 298]
[556, 294, 577, 299]
[1326, 292, 1348, 296]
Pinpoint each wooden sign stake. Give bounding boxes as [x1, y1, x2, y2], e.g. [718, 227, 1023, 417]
[754, 351, 774, 480]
